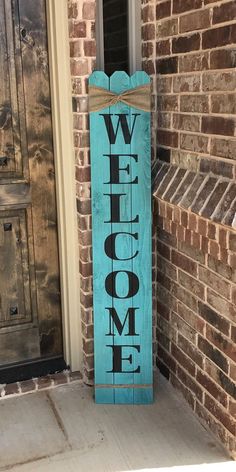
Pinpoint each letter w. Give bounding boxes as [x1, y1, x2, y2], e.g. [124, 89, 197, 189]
[100, 114, 140, 145]
[106, 307, 138, 336]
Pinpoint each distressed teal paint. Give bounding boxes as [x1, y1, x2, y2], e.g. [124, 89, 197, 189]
[89, 71, 153, 404]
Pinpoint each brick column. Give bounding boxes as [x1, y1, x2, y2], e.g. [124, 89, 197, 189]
[68, 0, 96, 383]
[152, 0, 236, 458]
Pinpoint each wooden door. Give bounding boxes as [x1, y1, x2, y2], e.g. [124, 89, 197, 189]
[0, 0, 63, 375]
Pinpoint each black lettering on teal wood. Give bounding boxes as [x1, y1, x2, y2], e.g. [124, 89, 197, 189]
[89, 71, 153, 404]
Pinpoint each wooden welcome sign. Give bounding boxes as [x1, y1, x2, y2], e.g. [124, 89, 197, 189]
[89, 71, 152, 404]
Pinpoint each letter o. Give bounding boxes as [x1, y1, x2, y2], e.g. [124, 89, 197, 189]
[105, 271, 139, 299]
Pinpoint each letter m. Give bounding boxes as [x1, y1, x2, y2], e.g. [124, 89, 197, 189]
[106, 307, 138, 336]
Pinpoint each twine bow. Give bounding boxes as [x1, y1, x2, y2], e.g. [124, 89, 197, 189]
[88, 84, 151, 112]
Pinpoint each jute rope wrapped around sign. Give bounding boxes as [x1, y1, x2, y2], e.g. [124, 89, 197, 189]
[88, 84, 151, 112]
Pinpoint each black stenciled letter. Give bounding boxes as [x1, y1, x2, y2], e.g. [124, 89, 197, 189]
[106, 307, 139, 336]
[107, 345, 141, 373]
[105, 232, 138, 261]
[105, 271, 139, 299]
[104, 194, 139, 223]
[100, 114, 140, 145]
[104, 154, 138, 185]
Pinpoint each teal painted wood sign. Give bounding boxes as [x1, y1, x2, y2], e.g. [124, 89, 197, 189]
[89, 71, 153, 404]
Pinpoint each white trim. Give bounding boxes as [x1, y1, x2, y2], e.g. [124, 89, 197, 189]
[128, 0, 142, 74]
[96, 0, 105, 70]
[46, 0, 82, 372]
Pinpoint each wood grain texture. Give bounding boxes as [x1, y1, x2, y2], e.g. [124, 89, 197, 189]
[0, 0, 62, 368]
[89, 71, 152, 404]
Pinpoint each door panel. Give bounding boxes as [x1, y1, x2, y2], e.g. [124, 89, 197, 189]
[0, 0, 63, 370]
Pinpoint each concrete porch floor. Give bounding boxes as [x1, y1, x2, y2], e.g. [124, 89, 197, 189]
[0, 373, 233, 472]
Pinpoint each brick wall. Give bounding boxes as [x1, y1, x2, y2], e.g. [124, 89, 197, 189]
[68, 0, 96, 383]
[151, 0, 236, 459]
[67, 0, 236, 457]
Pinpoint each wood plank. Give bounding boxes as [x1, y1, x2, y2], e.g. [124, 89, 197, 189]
[89, 71, 114, 403]
[130, 72, 153, 404]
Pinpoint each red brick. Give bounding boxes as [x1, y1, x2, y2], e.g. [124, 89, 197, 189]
[189, 213, 197, 231]
[156, 39, 171, 56]
[70, 58, 88, 76]
[142, 5, 155, 23]
[219, 228, 228, 248]
[177, 225, 185, 242]
[178, 301, 205, 334]
[172, 250, 197, 276]
[157, 18, 178, 38]
[181, 95, 209, 114]
[157, 130, 179, 148]
[205, 359, 236, 398]
[172, 34, 200, 54]
[156, 1, 171, 20]
[203, 72, 236, 92]
[180, 10, 210, 33]
[157, 240, 171, 260]
[173, 75, 200, 93]
[4, 382, 20, 396]
[173, 0, 202, 14]
[193, 232, 201, 249]
[37, 376, 53, 390]
[157, 77, 172, 94]
[171, 343, 196, 376]
[158, 345, 177, 373]
[82, 2, 95, 20]
[20, 379, 36, 393]
[179, 52, 209, 72]
[229, 233, 236, 252]
[178, 270, 205, 299]
[180, 133, 208, 154]
[177, 366, 203, 401]
[142, 24, 155, 41]
[199, 267, 231, 300]
[211, 138, 236, 160]
[172, 311, 197, 344]
[202, 116, 235, 136]
[198, 336, 229, 373]
[206, 325, 236, 363]
[156, 57, 178, 74]
[198, 218, 207, 237]
[69, 21, 86, 38]
[201, 236, 209, 253]
[157, 95, 178, 111]
[213, 1, 236, 25]
[68, 2, 78, 19]
[202, 24, 236, 50]
[178, 334, 204, 368]
[210, 49, 236, 69]
[200, 300, 230, 334]
[207, 288, 236, 323]
[181, 211, 188, 228]
[84, 40, 96, 57]
[205, 394, 235, 436]
[196, 370, 228, 408]
[142, 42, 154, 58]
[211, 94, 236, 115]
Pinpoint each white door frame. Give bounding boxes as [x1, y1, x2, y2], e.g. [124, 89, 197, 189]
[46, 0, 82, 372]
